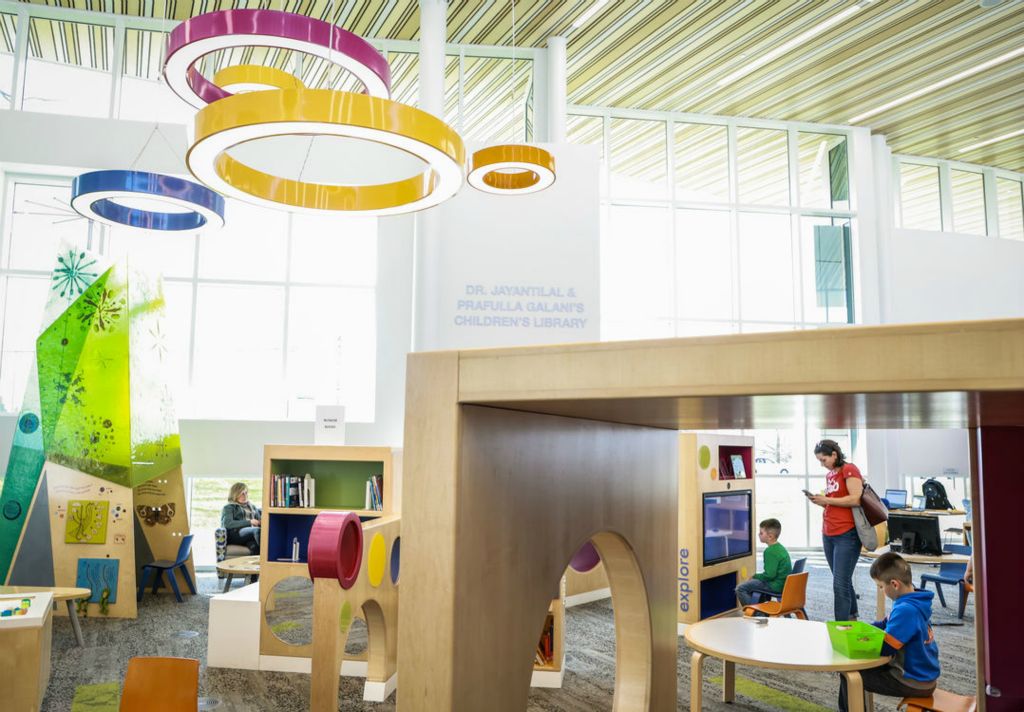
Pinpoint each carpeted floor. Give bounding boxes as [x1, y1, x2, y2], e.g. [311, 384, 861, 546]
[45, 555, 977, 711]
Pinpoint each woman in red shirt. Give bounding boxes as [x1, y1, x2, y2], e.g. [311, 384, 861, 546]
[808, 439, 864, 621]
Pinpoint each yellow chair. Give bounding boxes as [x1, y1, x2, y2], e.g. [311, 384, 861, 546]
[899, 689, 976, 712]
[120, 656, 199, 712]
[742, 571, 808, 619]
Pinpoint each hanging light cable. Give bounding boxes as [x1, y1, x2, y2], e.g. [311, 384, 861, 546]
[467, 0, 555, 195]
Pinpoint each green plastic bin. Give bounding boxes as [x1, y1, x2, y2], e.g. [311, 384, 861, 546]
[826, 620, 885, 659]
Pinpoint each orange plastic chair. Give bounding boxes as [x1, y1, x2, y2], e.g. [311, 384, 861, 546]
[742, 571, 808, 619]
[120, 656, 199, 712]
[899, 689, 976, 712]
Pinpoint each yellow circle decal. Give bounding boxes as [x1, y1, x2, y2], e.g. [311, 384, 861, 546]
[367, 533, 386, 588]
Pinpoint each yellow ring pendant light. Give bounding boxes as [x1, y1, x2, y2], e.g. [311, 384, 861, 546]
[187, 88, 466, 216]
[468, 0, 555, 195]
[468, 144, 556, 194]
[211, 65, 304, 93]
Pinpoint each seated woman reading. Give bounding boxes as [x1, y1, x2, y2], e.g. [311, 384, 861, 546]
[221, 483, 261, 555]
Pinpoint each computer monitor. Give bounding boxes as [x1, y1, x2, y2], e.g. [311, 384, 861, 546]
[702, 491, 752, 565]
[884, 489, 908, 509]
[887, 513, 943, 556]
[911, 495, 927, 511]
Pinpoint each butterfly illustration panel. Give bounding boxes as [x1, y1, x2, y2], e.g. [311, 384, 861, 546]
[136, 502, 175, 526]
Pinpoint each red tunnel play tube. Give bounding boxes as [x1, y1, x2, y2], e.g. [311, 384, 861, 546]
[308, 511, 363, 589]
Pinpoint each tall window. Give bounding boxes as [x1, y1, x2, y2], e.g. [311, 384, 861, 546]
[996, 177, 1024, 241]
[896, 157, 1024, 239]
[0, 13, 15, 109]
[570, 108, 857, 546]
[574, 110, 856, 337]
[898, 162, 942, 231]
[0, 173, 378, 422]
[22, 18, 112, 117]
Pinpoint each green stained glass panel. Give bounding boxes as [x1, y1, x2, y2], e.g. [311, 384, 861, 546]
[38, 265, 133, 485]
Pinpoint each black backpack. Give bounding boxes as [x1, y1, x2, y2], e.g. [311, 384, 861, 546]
[922, 478, 952, 511]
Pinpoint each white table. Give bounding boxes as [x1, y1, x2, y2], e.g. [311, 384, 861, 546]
[0, 585, 91, 647]
[217, 555, 260, 593]
[0, 592, 54, 711]
[685, 617, 889, 712]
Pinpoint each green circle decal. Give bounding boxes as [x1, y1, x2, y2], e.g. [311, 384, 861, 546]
[698, 445, 711, 470]
[339, 601, 353, 634]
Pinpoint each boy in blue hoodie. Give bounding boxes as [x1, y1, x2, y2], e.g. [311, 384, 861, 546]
[839, 552, 940, 711]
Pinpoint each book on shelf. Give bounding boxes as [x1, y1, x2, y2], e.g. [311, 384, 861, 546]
[730, 454, 747, 479]
[534, 617, 554, 666]
[364, 474, 384, 511]
[270, 474, 316, 509]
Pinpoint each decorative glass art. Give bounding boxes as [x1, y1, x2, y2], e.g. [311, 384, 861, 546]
[0, 243, 184, 582]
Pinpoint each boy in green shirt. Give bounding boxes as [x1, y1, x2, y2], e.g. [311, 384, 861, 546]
[735, 518, 793, 606]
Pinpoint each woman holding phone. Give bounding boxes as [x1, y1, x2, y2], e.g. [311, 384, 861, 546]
[806, 439, 863, 621]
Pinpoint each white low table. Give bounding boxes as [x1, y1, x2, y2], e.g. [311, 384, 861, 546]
[685, 617, 889, 712]
[0, 592, 54, 712]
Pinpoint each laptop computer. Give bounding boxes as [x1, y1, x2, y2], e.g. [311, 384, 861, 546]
[884, 489, 908, 510]
[911, 495, 927, 511]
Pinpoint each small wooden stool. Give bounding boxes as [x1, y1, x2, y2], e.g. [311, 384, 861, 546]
[899, 689, 977, 712]
[120, 656, 199, 712]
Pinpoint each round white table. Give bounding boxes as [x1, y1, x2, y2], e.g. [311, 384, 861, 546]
[216, 555, 260, 592]
[684, 617, 889, 712]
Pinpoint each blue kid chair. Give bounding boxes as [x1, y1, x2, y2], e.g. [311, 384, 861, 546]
[919, 543, 971, 619]
[138, 534, 197, 603]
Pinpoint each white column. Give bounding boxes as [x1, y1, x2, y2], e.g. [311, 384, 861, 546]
[9, 9, 29, 110]
[546, 36, 567, 143]
[418, 0, 446, 117]
[413, 0, 448, 352]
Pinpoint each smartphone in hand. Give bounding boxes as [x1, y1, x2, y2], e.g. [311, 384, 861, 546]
[802, 489, 814, 498]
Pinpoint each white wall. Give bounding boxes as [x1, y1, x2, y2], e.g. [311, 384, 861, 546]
[887, 227, 1024, 323]
[415, 143, 600, 351]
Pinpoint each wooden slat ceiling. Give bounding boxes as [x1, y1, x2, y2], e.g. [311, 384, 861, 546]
[11, 0, 1024, 171]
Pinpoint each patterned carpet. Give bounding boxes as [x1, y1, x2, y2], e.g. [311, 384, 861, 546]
[46, 555, 978, 711]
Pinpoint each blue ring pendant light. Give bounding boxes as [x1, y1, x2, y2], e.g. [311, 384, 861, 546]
[71, 170, 225, 233]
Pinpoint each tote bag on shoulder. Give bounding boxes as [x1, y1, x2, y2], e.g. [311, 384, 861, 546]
[859, 482, 888, 527]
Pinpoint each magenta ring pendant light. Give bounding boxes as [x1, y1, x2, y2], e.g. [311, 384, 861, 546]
[164, 8, 392, 109]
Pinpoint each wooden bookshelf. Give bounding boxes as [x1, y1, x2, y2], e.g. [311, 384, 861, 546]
[258, 445, 399, 659]
[532, 579, 566, 685]
[677, 433, 756, 626]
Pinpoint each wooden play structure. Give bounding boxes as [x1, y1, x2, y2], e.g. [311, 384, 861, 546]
[257, 445, 398, 666]
[398, 319, 1024, 712]
[307, 512, 400, 707]
[258, 444, 565, 701]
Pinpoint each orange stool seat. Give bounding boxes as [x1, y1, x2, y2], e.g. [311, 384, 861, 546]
[899, 689, 976, 712]
[120, 656, 199, 712]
